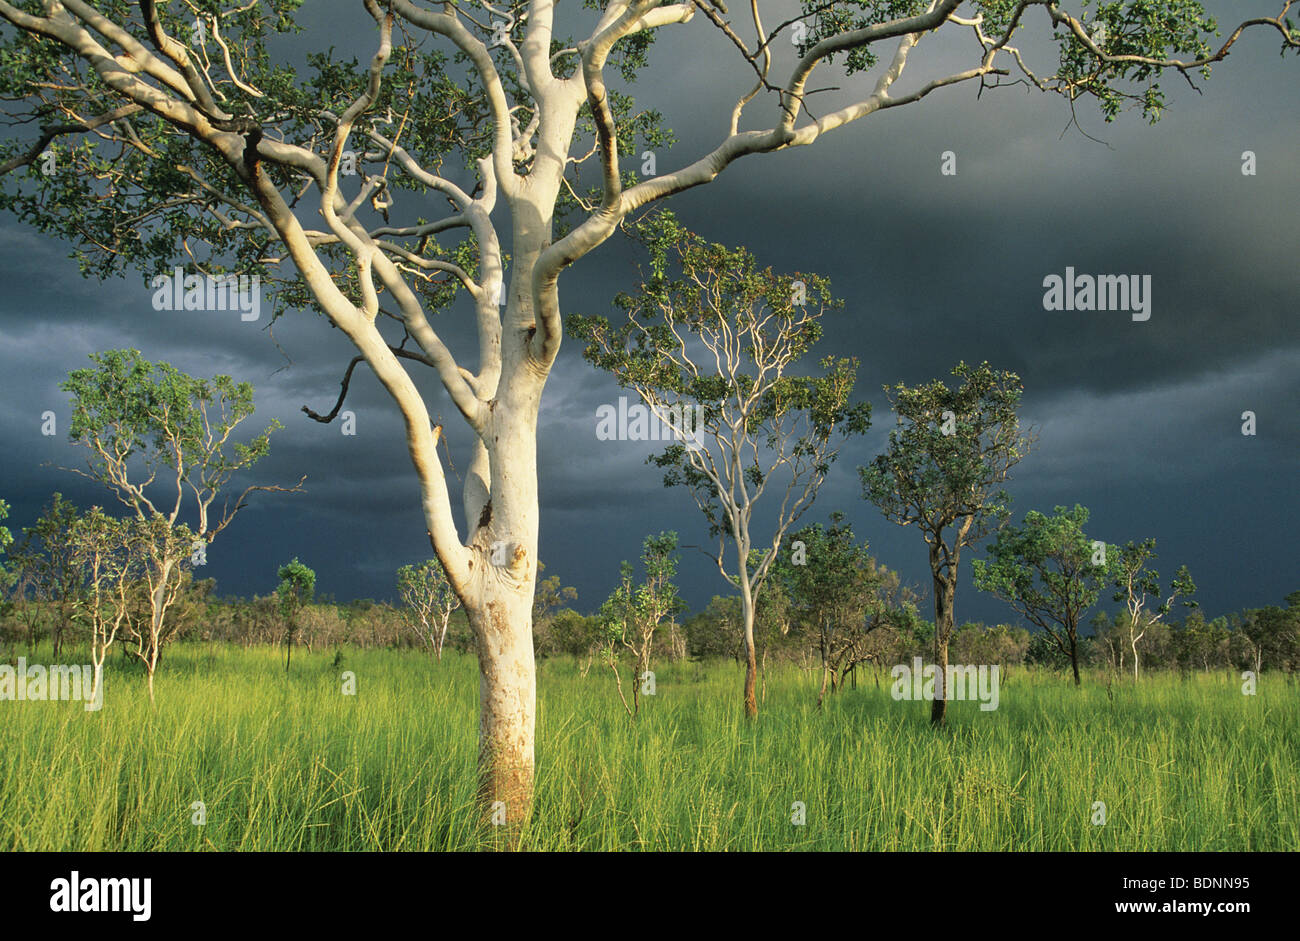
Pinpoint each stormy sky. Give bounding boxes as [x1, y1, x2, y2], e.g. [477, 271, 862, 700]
[0, 1, 1295, 629]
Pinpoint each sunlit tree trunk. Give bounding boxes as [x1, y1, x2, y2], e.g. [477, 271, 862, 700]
[740, 575, 758, 719]
[931, 563, 956, 727]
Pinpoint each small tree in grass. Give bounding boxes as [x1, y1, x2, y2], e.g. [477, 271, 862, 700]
[972, 504, 1110, 687]
[65, 507, 138, 707]
[860, 362, 1033, 726]
[277, 558, 316, 673]
[397, 558, 461, 662]
[531, 563, 579, 659]
[773, 511, 917, 707]
[1110, 539, 1196, 681]
[0, 499, 14, 650]
[597, 531, 682, 718]
[570, 212, 871, 719]
[14, 493, 83, 659]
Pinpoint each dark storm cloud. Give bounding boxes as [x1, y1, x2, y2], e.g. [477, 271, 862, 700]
[0, 1, 1295, 624]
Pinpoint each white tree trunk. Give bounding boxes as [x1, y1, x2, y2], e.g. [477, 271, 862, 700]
[468, 580, 536, 821]
[459, 378, 543, 823]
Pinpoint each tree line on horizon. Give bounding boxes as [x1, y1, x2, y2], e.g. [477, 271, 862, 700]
[3, 490, 1296, 706]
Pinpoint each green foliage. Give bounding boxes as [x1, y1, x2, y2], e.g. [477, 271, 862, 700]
[14, 492, 85, 619]
[396, 558, 458, 619]
[276, 557, 316, 621]
[790, 0, 1263, 123]
[0, 0, 669, 298]
[860, 361, 1031, 550]
[950, 622, 1032, 668]
[1231, 602, 1300, 673]
[598, 531, 682, 655]
[797, 1, 931, 75]
[544, 608, 603, 660]
[973, 504, 1110, 635]
[771, 511, 917, 696]
[0, 497, 10, 557]
[569, 210, 870, 552]
[531, 562, 579, 658]
[0, 498, 12, 609]
[61, 349, 280, 512]
[395, 557, 462, 658]
[63, 504, 137, 637]
[571, 210, 855, 420]
[774, 512, 913, 644]
[1110, 538, 1196, 616]
[1046, 0, 1217, 122]
[0, 0, 304, 278]
[776, 513, 871, 618]
[684, 595, 745, 660]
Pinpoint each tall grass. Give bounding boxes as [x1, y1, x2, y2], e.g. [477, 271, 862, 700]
[1, 643, 1295, 850]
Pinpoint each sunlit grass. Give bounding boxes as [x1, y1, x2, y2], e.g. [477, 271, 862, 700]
[1, 643, 1295, 850]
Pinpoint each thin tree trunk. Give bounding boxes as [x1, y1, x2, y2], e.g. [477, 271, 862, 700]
[931, 638, 948, 725]
[744, 642, 758, 718]
[817, 631, 830, 708]
[144, 557, 175, 704]
[931, 569, 955, 727]
[608, 655, 632, 716]
[631, 649, 642, 717]
[741, 583, 758, 719]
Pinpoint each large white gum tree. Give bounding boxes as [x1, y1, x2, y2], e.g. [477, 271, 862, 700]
[0, 0, 1294, 823]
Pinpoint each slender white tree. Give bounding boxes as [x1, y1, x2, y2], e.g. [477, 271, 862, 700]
[398, 558, 462, 661]
[571, 211, 871, 718]
[65, 506, 137, 707]
[1110, 539, 1195, 680]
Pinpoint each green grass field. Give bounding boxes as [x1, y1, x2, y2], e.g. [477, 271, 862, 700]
[2, 644, 1295, 851]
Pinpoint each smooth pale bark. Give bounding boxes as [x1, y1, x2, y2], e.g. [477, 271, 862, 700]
[141, 556, 177, 705]
[461, 380, 543, 823]
[85, 580, 125, 708]
[740, 575, 759, 719]
[471, 580, 537, 821]
[434, 618, 448, 661]
[743, 642, 759, 718]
